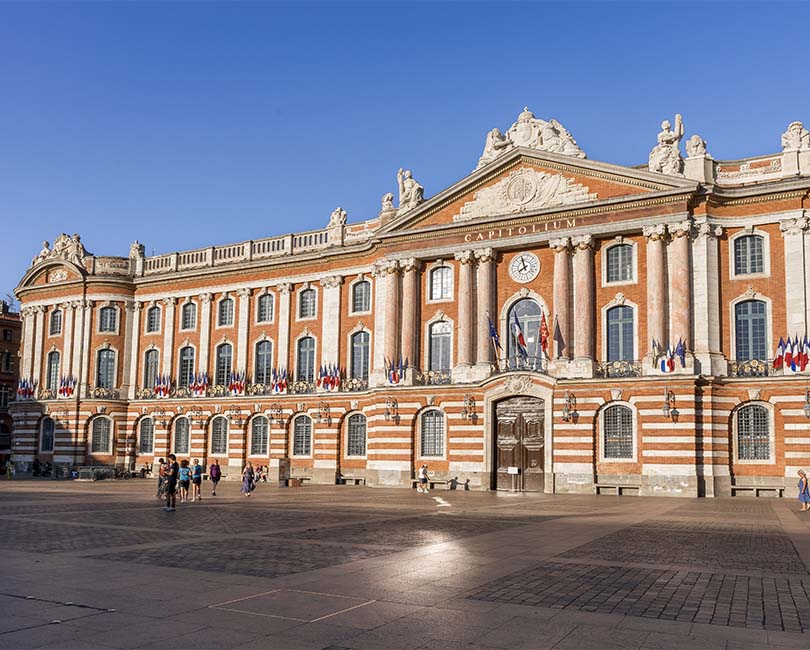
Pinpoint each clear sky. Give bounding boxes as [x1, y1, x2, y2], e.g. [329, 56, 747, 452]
[1, 1, 808, 302]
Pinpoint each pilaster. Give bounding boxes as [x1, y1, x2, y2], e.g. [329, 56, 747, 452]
[120, 300, 136, 397]
[198, 293, 213, 375]
[400, 258, 421, 379]
[127, 302, 142, 397]
[62, 303, 75, 379]
[668, 219, 695, 373]
[472, 247, 496, 381]
[275, 283, 293, 371]
[32, 306, 45, 386]
[161, 297, 177, 376]
[780, 214, 809, 339]
[79, 300, 94, 394]
[643, 224, 667, 368]
[571, 234, 594, 376]
[320, 275, 344, 369]
[691, 221, 726, 375]
[452, 250, 475, 383]
[235, 288, 251, 373]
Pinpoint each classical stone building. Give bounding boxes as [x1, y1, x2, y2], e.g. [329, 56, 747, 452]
[9, 109, 810, 496]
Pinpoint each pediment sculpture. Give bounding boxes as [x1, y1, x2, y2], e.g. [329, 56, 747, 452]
[648, 113, 685, 175]
[476, 107, 586, 169]
[31, 233, 91, 268]
[395, 168, 424, 215]
[453, 168, 597, 222]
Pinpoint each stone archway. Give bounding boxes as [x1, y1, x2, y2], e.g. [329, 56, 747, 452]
[493, 396, 546, 491]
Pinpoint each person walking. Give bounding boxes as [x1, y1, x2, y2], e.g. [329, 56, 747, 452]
[191, 458, 203, 502]
[156, 458, 166, 498]
[178, 460, 191, 503]
[798, 470, 810, 511]
[241, 462, 255, 497]
[209, 459, 221, 496]
[417, 464, 430, 494]
[164, 454, 179, 512]
[5, 459, 15, 480]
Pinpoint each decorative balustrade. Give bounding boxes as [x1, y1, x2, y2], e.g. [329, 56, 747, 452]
[414, 370, 452, 386]
[595, 360, 642, 378]
[495, 357, 548, 374]
[342, 377, 369, 392]
[38, 389, 56, 400]
[728, 359, 782, 378]
[289, 380, 317, 395]
[90, 387, 121, 400]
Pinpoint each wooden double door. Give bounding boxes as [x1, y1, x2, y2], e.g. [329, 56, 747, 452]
[494, 396, 546, 491]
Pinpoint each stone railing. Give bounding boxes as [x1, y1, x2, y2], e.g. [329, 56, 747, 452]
[595, 360, 642, 378]
[494, 357, 548, 375]
[727, 359, 782, 378]
[414, 370, 452, 386]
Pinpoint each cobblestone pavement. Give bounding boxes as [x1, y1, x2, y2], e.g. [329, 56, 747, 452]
[2, 480, 810, 649]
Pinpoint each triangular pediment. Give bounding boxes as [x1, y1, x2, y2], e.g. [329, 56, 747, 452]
[378, 147, 697, 235]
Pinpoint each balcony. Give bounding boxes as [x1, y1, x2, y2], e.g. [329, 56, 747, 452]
[494, 356, 548, 375]
[728, 359, 782, 378]
[289, 380, 317, 395]
[414, 370, 452, 386]
[89, 387, 121, 400]
[595, 360, 642, 378]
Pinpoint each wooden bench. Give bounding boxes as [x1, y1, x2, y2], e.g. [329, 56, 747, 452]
[338, 475, 366, 486]
[594, 483, 641, 496]
[731, 484, 785, 498]
[411, 478, 449, 490]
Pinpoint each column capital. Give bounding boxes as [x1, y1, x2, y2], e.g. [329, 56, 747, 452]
[236, 287, 252, 298]
[275, 283, 293, 295]
[372, 259, 400, 277]
[20, 306, 34, 317]
[549, 236, 571, 253]
[199, 292, 214, 303]
[694, 221, 723, 241]
[669, 219, 693, 239]
[571, 234, 593, 251]
[473, 247, 495, 263]
[132, 300, 143, 312]
[779, 215, 809, 236]
[59, 301, 74, 311]
[319, 275, 344, 289]
[82, 299, 94, 311]
[162, 296, 178, 307]
[400, 257, 421, 273]
[453, 250, 475, 265]
[33, 304, 47, 314]
[642, 224, 668, 241]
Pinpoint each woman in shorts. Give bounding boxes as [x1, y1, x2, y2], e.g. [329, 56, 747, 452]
[178, 459, 191, 503]
[191, 458, 203, 502]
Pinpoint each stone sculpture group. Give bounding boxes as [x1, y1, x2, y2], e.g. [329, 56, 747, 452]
[31, 233, 89, 267]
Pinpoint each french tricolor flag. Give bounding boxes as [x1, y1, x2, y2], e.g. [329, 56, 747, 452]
[511, 312, 528, 359]
[773, 337, 786, 369]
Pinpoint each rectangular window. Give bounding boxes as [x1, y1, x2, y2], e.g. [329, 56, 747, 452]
[144, 350, 159, 388]
[41, 418, 55, 452]
[139, 419, 154, 454]
[99, 307, 117, 333]
[257, 294, 274, 323]
[91, 419, 112, 453]
[430, 267, 452, 301]
[603, 406, 634, 459]
[351, 282, 371, 313]
[420, 411, 444, 457]
[181, 303, 197, 330]
[96, 350, 116, 389]
[298, 289, 317, 319]
[218, 299, 234, 327]
[211, 418, 228, 455]
[346, 415, 366, 456]
[251, 417, 269, 455]
[174, 418, 190, 454]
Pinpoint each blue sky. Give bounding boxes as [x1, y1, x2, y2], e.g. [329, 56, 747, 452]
[1, 2, 808, 301]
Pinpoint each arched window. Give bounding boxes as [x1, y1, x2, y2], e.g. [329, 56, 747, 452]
[210, 416, 228, 455]
[297, 337, 316, 382]
[178, 346, 195, 388]
[218, 298, 234, 326]
[428, 321, 452, 372]
[602, 404, 634, 460]
[606, 306, 634, 361]
[606, 244, 633, 283]
[143, 349, 159, 388]
[352, 281, 371, 313]
[146, 306, 161, 333]
[0, 385, 9, 408]
[40, 417, 55, 452]
[737, 404, 771, 461]
[257, 294, 274, 323]
[139, 418, 154, 454]
[298, 289, 317, 319]
[251, 416, 269, 455]
[292, 415, 312, 456]
[420, 410, 445, 457]
[96, 349, 116, 388]
[215, 343, 232, 386]
[430, 266, 452, 301]
[49, 309, 62, 335]
[181, 303, 197, 330]
[346, 413, 366, 457]
[174, 417, 190, 455]
[255, 341, 273, 384]
[734, 300, 767, 361]
[99, 306, 117, 332]
[91, 418, 112, 453]
[350, 331, 370, 380]
[46, 351, 60, 393]
[734, 235, 764, 276]
[507, 299, 542, 363]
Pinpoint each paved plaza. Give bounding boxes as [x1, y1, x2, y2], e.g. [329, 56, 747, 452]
[2, 482, 810, 649]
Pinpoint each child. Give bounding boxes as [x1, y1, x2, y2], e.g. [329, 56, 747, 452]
[178, 459, 191, 503]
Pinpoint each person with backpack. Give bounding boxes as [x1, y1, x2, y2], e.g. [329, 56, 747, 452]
[164, 454, 179, 512]
[177, 459, 191, 503]
[209, 459, 221, 496]
[191, 459, 203, 502]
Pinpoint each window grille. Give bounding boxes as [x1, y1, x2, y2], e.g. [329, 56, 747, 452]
[181, 303, 197, 330]
[737, 405, 770, 461]
[46, 351, 60, 393]
[178, 347, 195, 387]
[41, 417, 55, 452]
[255, 341, 273, 384]
[603, 405, 634, 459]
[734, 300, 767, 361]
[99, 307, 117, 332]
[606, 306, 634, 362]
[297, 337, 315, 381]
[218, 298, 234, 326]
[139, 418, 154, 454]
[430, 267, 452, 300]
[251, 416, 269, 455]
[96, 349, 115, 389]
[91, 418, 112, 453]
[346, 414, 366, 456]
[215, 343, 232, 386]
[352, 281, 371, 313]
[351, 331, 370, 380]
[144, 349, 159, 388]
[174, 418, 190, 454]
[49, 310, 62, 335]
[211, 417, 228, 454]
[429, 322, 451, 372]
[257, 294, 274, 322]
[420, 410, 444, 457]
[146, 306, 161, 333]
[299, 289, 317, 319]
[293, 416, 312, 456]
[606, 244, 633, 282]
[734, 235, 764, 275]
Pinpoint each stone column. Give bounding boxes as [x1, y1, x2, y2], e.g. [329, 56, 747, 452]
[20, 307, 34, 380]
[668, 219, 693, 355]
[120, 300, 136, 397]
[127, 302, 142, 396]
[235, 288, 251, 373]
[453, 250, 475, 382]
[473, 247, 496, 380]
[400, 258, 421, 374]
[62, 303, 75, 379]
[78, 300, 94, 394]
[780, 215, 809, 341]
[644, 224, 668, 362]
[198, 293, 213, 376]
[71, 301, 86, 387]
[32, 306, 45, 386]
[371, 264, 389, 386]
[692, 221, 725, 375]
[382, 260, 401, 365]
[161, 297, 177, 376]
[275, 284, 293, 372]
[550, 237, 571, 360]
[571, 235, 594, 368]
[320, 276, 343, 370]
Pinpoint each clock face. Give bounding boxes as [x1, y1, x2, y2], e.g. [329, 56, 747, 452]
[509, 252, 540, 283]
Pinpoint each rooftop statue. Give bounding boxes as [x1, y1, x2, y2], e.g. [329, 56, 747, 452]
[31, 233, 90, 267]
[328, 207, 347, 227]
[685, 134, 707, 158]
[396, 168, 424, 215]
[476, 107, 586, 169]
[648, 114, 685, 175]
[781, 121, 810, 151]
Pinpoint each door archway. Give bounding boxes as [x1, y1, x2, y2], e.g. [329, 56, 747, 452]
[493, 396, 545, 491]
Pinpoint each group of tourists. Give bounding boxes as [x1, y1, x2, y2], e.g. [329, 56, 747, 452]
[156, 456, 222, 511]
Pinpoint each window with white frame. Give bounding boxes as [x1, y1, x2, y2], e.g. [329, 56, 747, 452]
[298, 289, 317, 319]
[139, 418, 154, 454]
[49, 309, 62, 335]
[144, 349, 159, 388]
[251, 416, 269, 455]
[46, 351, 60, 393]
[181, 303, 197, 330]
[296, 337, 316, 382]
[178, 346, 195, 387]
[734, 235, 764, 276]
[210, 416, 228, 455]
[293, 415, 312, 456]
[218, 298, 234, 326]
[215, 343, 232, 386]
[99, 306, 117, 333]
[736, 404, 771, 461]
[606, 244, 633, 283]
[351, 281, 371, 313]
[429, 266, 452, 301]
[0, 385, 9, 408]
[146, 306, 161, 333]
[257, 294, 274, 323]
[606, 306, 634, 361]
[96, 349, 116, 389]
[346, 413, 366, 457]
[174, 417, 190, 454]
[91, 418, 112, 453]
[255, 340, 273, 384]
[734, 300, 767, 361]
[1, 352, 11, 373]
[428, 321, 452, 372]
[350, 331, 370, 380]
[420, 410, 444, 457]
[40, 417, 55, 452]
[602, 404, 634, 460]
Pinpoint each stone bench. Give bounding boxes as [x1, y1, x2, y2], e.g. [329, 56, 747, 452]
[731, 483, 785, 498]
[288, 476, 311, 487]
[338, 475, 366, 486]
[411, 478, 449, 490]
[594, 483, 641, 496]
